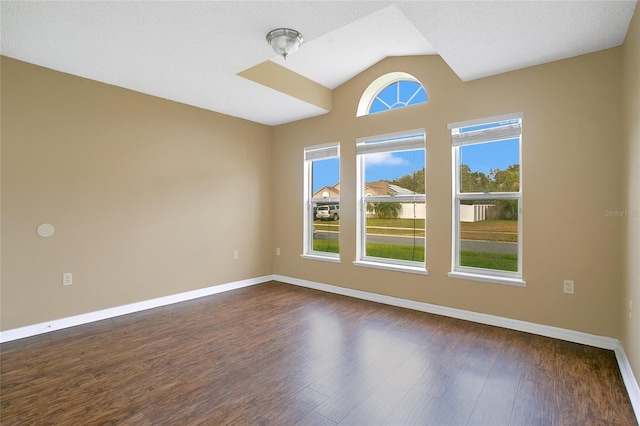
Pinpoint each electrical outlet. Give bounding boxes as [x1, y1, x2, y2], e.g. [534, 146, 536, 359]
[62, 272, 73, 286]
[276, 247, 281, 256]
[563, 280, 574, 294]
[233, 250, 239, 260]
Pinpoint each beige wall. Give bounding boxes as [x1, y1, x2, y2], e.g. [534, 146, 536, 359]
[273, 49, 626, 338]
[0, 57, 273, 330]
[0, 20, 636, 395]
[623, 7, 640, 389]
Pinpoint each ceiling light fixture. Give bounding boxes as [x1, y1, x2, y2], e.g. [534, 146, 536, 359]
[266, 28, 303, 60]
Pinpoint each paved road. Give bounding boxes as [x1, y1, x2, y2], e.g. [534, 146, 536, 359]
[314, 231, 516, 254]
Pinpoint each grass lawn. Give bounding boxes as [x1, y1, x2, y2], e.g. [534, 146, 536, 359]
[313, 222, 340, 232]
[460, 251, 518, 271]
[313, 219, 515, 241]
[460, 220, 518, 242]
[312, 240, 424, 262]
[367, 218, 425, 237]
[365, 227, 425, 237]
[313, 239, 339, 253]
[312, 218, 518, 269]
[366, 243, 424, 262]
[367, 218, 425, 228]
[313, 240, 515, 272]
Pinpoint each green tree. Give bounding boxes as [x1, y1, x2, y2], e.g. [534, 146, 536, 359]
[367, 201, 401, 219]
[460, 164, 492, 192]
[392, 168, 425, 194]
[490, 165, 519, 219]
[391, 163, 520, 220]
[490, 164, 520, 192]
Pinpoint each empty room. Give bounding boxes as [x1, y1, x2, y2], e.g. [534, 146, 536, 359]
[1, 1, 639, 424]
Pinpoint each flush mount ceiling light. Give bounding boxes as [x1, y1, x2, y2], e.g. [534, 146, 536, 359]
[266, 28, 303, 60]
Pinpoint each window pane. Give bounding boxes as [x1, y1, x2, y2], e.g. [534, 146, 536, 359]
[399, 81, 426, 105]
[313, 203, 339, 254]
[364, 148, 425, 192]
[312, 158, 339, 197]
[459, 139, 519, 193]
[377, 82, 398, 108]
[310, 157, 339, 255]
[365, 201, 425, 262]
[367, 78, 428, 115]
[458, 200, 518, 272]
[369, 99, 388, 114]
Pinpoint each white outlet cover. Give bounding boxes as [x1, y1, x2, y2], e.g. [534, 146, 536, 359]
[63, 273, 73, 286]
[37, 223, 55, 238]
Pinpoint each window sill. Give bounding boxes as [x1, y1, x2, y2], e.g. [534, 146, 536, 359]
[447, 271, 526, 287]
[353, 260, 428, 276]
[300, 254, 341, 264]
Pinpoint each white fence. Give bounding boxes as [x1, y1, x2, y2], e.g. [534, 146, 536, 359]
[460, 204, 494, 222]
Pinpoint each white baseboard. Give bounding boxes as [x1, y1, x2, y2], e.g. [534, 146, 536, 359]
[614, 341, 640, 421]
[0, 275, 272, 343]
[274, 274, 640, 420]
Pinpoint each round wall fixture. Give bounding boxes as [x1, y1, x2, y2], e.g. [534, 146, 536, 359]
[36, 223, 55, 238]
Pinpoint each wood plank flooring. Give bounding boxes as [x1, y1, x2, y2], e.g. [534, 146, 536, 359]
[1, 281, 637, 425]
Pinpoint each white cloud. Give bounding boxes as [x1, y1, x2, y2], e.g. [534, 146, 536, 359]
[365, 152, 408, 166]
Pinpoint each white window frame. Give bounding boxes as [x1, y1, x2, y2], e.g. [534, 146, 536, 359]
[447, 112, 525, 286]
[354, 129, 427, 274]
[302, 142, 341, 263]
[356, 72, 426, 117]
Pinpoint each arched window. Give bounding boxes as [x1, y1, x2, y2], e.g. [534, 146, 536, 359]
[357, 72, 427, 117]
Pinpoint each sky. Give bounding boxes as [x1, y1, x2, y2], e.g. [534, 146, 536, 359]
[460, 138, 520, 175]
[311, 140, 519, 193]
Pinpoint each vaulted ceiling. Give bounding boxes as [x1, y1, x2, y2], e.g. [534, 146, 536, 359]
[1, 1, 637, 126]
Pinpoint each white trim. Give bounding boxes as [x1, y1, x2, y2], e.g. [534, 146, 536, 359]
[356, 128, 426, 146]
[458, 192, 520, 200]
[614, 341, 640, 418]
[303, 143, 340, 258]
[300, 253, 341, 263]
[356, 129, 426, 270]
[274, 274, 639, 422]
[447, 271, 526, 287]
[451, 124, 521, 147]
[356, 134, 425, 155]
[353, 260, 428, 275]
[356, 72, 421, 117]
[274, 275, 616, 348]
[447, 112, 524, 130]
[450, 113, 523, 281]
[363, 195, 426, 203]
[0, 275, 272, 343]
[304, 141, 340, 161]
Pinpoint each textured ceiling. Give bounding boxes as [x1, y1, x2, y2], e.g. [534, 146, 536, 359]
[1, 1, 637, 126]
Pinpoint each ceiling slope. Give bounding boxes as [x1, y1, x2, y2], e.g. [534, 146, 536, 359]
[1, 1, 636, 126]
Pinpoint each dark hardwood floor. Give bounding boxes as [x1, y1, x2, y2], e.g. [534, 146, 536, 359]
[1, 281, 637, 425]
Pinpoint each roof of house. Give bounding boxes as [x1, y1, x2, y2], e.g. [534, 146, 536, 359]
[364, 181, 418, 196]
[313, 181, 417, 199]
